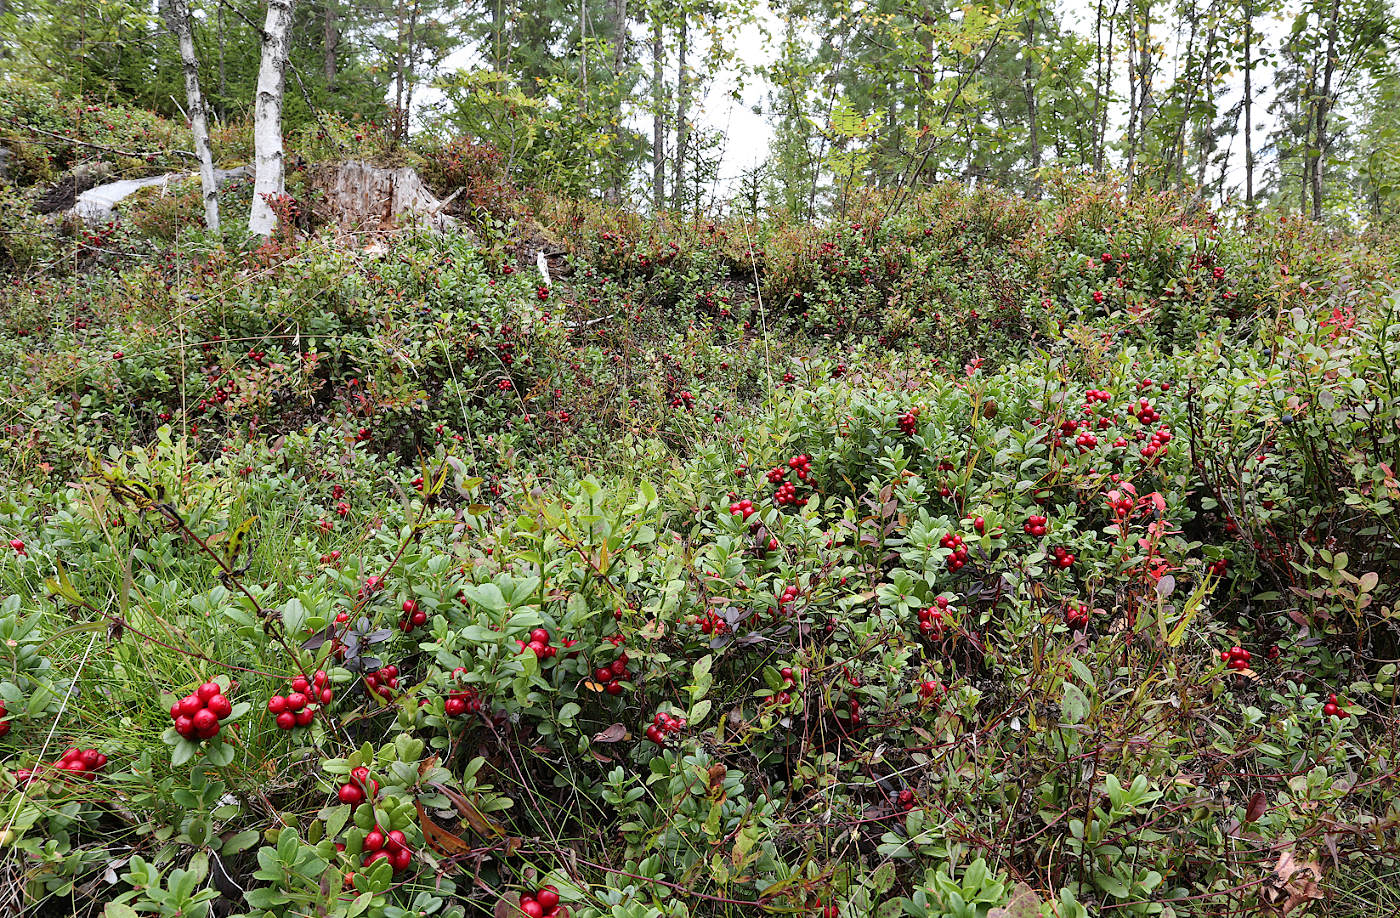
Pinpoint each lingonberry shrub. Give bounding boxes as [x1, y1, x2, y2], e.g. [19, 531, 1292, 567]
[3, 174, 1399, 917]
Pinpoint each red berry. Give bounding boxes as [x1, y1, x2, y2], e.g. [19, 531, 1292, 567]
[174, 714, 196, 738]
[391, 847, 412, 872]
[287, 692, 308, 711]
[275, 712, 296, 730]
[338, 783, 364, 805]
[530, 628, 551, 644]
[537, 887, 560, 909]
[291, 676, 310, 694]
[364, 829, 385, 851]
[178, 694, 203, 717]
[295, 708, 315, 726]
[192, 709, 220, 739]
[268, 695, 288, 714]
[207, 694, 232, 719]
[196, 681, 221, 702]
[521, 900, 544, 918]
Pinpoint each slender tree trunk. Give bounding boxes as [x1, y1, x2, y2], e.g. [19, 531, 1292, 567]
[1022, 11, 1041, 196]
[607, 0, 628, 202]
[1125, 0, 1139, 185]
[394, 0, 406, 139]
[164, 0, 220, 235]
[323, 0, 338, 89]
[651, 13, 665, 212]
[1312, 0, 1339, 221]
[402, 0, 421, 139]
[1243, 6, 1254, 215]
[249, 0, 296, 237]
[216, 1, 227, 118]
[1192, 24, 1218, 189]
[672, 14, 689, 210]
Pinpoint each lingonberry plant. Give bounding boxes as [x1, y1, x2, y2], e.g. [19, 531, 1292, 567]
[2, 162, 1399, 918]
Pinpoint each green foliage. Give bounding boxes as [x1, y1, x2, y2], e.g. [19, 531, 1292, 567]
[2, 165, 1400, 918]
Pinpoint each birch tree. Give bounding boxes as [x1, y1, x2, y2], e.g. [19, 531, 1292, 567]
[163, 0, 219, 234]
[249, 0, 296, 237]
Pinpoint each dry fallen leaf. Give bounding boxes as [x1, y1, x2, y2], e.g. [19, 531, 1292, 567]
[1265, 850, 1324, 915]
[592, 723, 628, 743]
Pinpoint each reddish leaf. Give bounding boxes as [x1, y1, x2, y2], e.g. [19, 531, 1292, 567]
[592, 723, 628, 743]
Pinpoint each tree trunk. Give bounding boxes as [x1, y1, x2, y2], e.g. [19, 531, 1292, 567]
[249, 0, 296, 237]
[323, 0, 339, 89]
[672, 14, 688, 210]
[1022, 12, 1041, 197]
[651, 13, 665, 212]
[403, 0, 421, 139]
[1192, 23, 1218, 189]
[1312, 0, 1339, 221]
[165, 0, 220, 235]
[606, 0, 628, 202]
[1243, 6, 1254, 214]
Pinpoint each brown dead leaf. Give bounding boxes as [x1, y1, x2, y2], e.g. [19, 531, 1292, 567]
[592, 723, 628, 743]
[431, 782, 506, 839]
[1266, 850, 1324, 915]
[415, 801, 475, 857]
[1245, 791, 1268, 823]
[988, 883, 1042, 918]
[494, 892, 522, 918]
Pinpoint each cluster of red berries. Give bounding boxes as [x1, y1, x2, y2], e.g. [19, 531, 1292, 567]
[1207, 558, 1229, 577]
[786, 454, 813, 481]
[444, 669, 485, 717]
[1051, 546, 1076, 569]
[1322, 693, 1348, 719]
[1024, 514, 1048, 537]
[769, 666, 800, 706]
[0, 700, 9, 737]
[592, 653, 632, 695]
[729, 498, 756, 520]
[515, 628, 561, 659]
[894, 788, 917, 811]
[1140, 426, 1174, 461]
[773, 480, 806, 507]
[777, 583, 800, 613]
[671, 390, 695, 410]
[536, 285, 550, 301]
[320, 549, 343, 564]
[1221, 646, 1252, 672]
[917, 597, 950, 636]
[765, 465, 785, 484]
[9, 538, 25, 556]
[897, 409, 919, 436]
[518, 886, 563, 918]
[1107, 493, 1135, 517]
[1075, 431, 1099, 451]
[918, 677, 943, 699]
[356, 823, 414, 873]
[692, 610, 729, 635]
[364, 664, 400, 699]
[1085, 388, 1111, 404]
[336, 765, 380, 805]
[1092, 290, 1106, 304]
[268, 670, 333, 730]
[1064, 601, 1090, 629]
[399, 599, 428, 633]
[940, 532, 970, 571]
[15, 747, 108, 785]
[1131, 398, 1162, 425]
[644, 710, 686, 745]
[170, 680, 233, 741]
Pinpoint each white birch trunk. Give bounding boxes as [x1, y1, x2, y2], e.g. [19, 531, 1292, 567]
[165, 0, 220, 234]
[248, 0, 296, 237]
